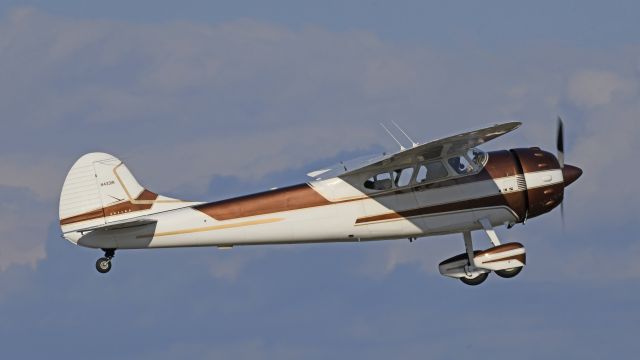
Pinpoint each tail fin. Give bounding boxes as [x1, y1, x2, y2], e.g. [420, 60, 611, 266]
[59, 153, 190, 233]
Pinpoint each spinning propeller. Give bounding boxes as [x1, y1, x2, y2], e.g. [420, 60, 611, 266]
[557, 117, 565, 168]
[557, 117, 565, 225]
[556, 117, 583, 226]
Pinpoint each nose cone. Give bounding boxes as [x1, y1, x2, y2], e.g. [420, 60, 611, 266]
[563, 164, 583, 187]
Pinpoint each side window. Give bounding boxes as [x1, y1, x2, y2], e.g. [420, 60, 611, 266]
[415, 161, 448, 183]
[448, 155, 474, 175]
[393, 167, 414, 187]
[415, 165, 428, 183]
[364, 172, 393, 190]
[426, 161, 448, 180]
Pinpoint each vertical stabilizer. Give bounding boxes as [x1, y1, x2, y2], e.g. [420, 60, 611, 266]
[59, 153, 193, 234]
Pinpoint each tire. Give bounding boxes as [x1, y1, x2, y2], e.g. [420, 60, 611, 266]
[96, 257, 112, 273]
[495, 267, 523, 279]
[460, 272, 489, 286]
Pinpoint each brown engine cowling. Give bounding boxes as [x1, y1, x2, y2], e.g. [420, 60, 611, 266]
[510, 148, 564, 220]
[483, 150, 529, 222]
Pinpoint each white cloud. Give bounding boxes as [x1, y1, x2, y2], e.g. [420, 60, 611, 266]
[208, 248, 267, 281]
[567, 69, 634, 108]
[0, 186, 49, 271]
[138, 339, 315, 360]
[0, 154, 66, 201]
[357, 238, 457, 278]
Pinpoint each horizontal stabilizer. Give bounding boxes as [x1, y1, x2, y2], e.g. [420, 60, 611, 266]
[66, 218, 157, 234]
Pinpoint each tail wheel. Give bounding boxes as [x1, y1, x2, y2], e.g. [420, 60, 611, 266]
[96, 257, 112, 273]
[495, 267, 523, 279]
[460, 272, 489, 286]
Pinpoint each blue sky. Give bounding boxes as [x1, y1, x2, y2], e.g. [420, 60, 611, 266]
[0, 1, 639, 359]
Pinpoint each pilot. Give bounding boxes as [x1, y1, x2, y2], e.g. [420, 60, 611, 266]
[364, 179, 374, 189]
[471, 150, 484, 167]
[449, 156, 471, 174]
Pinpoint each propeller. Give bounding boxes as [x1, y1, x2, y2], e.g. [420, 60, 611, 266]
[556, 117, 565, 226]
[555, 117, 583, 228]
[557, 117, 564, 168]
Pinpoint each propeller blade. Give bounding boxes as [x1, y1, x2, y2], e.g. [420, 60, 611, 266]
[557, 117, 565, 168]
[560, 202, 565, 230]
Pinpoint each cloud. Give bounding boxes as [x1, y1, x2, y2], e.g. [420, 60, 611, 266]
[208, 248, 267, 281]
[138, 339, 315, 360]
[0, 186, 49, 271]
[357, 237, 458, 278]
[0, 154, 66, 200]
[567, 69, 634, 108]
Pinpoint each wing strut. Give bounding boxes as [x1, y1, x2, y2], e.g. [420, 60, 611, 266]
[391, 121, 418, 148]
[380, 123, 406, 151]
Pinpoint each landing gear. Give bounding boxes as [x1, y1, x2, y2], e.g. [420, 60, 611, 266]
[495, 267, 523, 279]
[96, 249, 115, 274]
[438, 219, 526, 286]
[96, 258, 111, 273]
[460, 272, 489, 286]
[459, 231, 490, 286]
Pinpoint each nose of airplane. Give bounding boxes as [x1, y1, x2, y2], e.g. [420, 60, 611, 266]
[562, 164, 583, 187]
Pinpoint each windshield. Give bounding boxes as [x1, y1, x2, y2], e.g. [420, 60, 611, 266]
[447, 148, 487, 175]
[468, 148, 488, 168]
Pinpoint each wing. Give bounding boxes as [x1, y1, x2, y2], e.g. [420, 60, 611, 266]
[307, 122, 521, 180]
[306, 152, 394, 180]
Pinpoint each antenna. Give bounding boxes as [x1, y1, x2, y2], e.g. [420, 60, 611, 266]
[391, 121, 418, 147]
[380, 123, 406, 151]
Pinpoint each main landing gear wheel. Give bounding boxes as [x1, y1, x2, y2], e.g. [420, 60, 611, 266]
[495, 267, 523, 279]
[96, 257, 112, 273]
[460, 272, 489, 286]
[96, 248, 115, 274]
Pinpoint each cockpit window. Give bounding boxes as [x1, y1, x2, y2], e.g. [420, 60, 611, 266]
[393, 167, 414, 187]
[415, 161, 448, 183]
[363, 150, 486, 191]
[448, 155, 474, 175]
[468, 148, 488, 168]
[364, 172, 393, 190]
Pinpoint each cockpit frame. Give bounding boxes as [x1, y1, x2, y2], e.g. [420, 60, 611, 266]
[359, 148, 488, 194]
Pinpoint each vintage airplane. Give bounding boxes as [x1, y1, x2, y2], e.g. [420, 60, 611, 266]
[59, 120, 581, 285]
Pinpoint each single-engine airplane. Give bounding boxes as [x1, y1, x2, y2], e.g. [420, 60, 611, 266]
[59, 120, 581, 285]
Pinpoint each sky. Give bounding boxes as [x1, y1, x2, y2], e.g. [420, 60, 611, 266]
[0, 1, 639, 359]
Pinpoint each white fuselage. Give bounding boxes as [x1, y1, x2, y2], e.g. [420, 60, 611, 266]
[68, 166, 564, 250]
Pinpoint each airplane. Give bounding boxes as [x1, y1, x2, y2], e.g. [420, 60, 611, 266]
[59, 120, 582, 285]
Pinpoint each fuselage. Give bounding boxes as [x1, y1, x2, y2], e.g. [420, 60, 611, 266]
[67, 147, 581, 250]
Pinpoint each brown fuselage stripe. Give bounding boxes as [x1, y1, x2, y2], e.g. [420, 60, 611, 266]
[194, 184, 331, 221]
[355, 181, 564, 225]
[355, 191, 526, 224]
[60, 190, 159, 226]
[59, 208, 105, 226]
